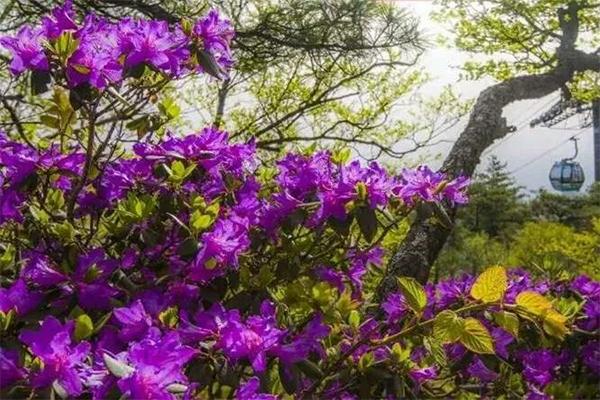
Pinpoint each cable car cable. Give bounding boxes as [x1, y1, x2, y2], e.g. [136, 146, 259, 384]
[509, 129, 585, 174]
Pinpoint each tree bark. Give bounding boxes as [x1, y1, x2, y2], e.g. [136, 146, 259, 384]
[377, 2, 600, 298]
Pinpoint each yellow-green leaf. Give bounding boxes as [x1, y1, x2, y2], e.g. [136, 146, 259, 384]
[158, 306, 179, 328]
[433, 310, 464, 343]
[492, 311, 520, 338]
[74, 314, 93, 341]
[515, 291, 552, 315]
[470, 266, 507, 303]
[459, 318, 495, 354]
[515, 291, 569, 340]
[348, 310, 361, 330]
[542, 310, 569, 340]
[397, 277, 427, 314]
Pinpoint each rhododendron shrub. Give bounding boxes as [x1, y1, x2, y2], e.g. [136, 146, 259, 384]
[0, 3, 599, 400]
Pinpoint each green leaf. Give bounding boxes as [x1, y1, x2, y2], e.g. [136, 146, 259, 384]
[29, 205, 50, 224]
[178, 238, 199, 259]
[93, 312, 113, 334]
[158, 97, 181, 120]
[40, 115, 60, 129]
[1, 309, 15, 331]
[515, 291, 569, 338]
[348, 310, 361, 330]
[492, 311, 520, 338]
[459, 318, 495, 354]
[542, 310, 569, 340]
[390, 342, 411, 364]
[0, 244, 15, 271]
[31, 70, 51, 95]
[103, 353, 134, 378]
[279, 362, 300, 394]
[332, 147, 351, 165]
[196, 49, 224, 79]
[356, 206, 378, 243]
[190, 210, 214, 232]
[158, 306, 179, 328]
[397, 277, 427, 314]
[47, 189, 65, 211]
[423, 336, 447, 366]
[433, 310, 464, 343]
[74, 314, 93, 341]
[470, 265, 507, 303]
[51, 221, 75, 242]
[297, 359, 324, 379]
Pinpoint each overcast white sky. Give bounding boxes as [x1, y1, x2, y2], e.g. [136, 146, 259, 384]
[399, 0, 596, 195]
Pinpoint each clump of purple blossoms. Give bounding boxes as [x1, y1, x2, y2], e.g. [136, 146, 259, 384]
[0, 26, 48, 75]
[0, 1, 235, 88]
[19, 317, 91, 396]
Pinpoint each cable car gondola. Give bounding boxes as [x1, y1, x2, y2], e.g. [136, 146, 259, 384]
[548, 137, 585, 192]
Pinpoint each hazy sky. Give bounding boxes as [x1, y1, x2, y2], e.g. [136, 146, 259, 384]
[399, 0, 596, 195]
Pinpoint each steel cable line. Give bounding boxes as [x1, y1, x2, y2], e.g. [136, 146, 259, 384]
[509, 129, 586, 174]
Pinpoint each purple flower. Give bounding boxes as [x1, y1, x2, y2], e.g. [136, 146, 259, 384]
[315, 266, 345, 293]
[217, 301, 286, 372]
[395, 167, 470, 206]
[0, 279, 43, 315]
[41, 0, 78, 39]
[276, 151, 334, 200]
[505, 268, 548, 303]
[571, 275, 600, 299]
[66, 16, 122, 89]
[581, 341, 600, 375]
[491, 327, 513, 359]
[396, 166, 445, 205]
[443, 175, 470, 205]
[346, 247, 383, 298]
[409, 366, 437, 385]
[343, 161, 397, 208]
[520, 349, 559, 387]
[178, 302, 231, 343]
[0, 348, 26, 388]
[115, 332, 196, 400]
[276, 314, 330, 365]
[445, 342, 467, 362]
[19, 316, 91, 396]
[189, 217, 250, 282]
[579, 299, 600, 331]
[0, 189, 25, 224]
[113, 300, 153, 342]
[382, 292, 408, 323]
[20, 252, 67, 288]
[435, 275, 474, 309]
[0, 25, 49, 75]
[193, 9, 235, 73]
[236, 377, 278, 400]
[467, 357, 498, 382]
[121, 19, 189, 75]
[73, 249, 119, 310]
[525, 384, 551, 400]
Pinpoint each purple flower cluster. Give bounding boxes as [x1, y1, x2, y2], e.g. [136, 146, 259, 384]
[0, 1, 234, 88]
[1, 126, 469, 286]
[19, 317, 91, 396]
